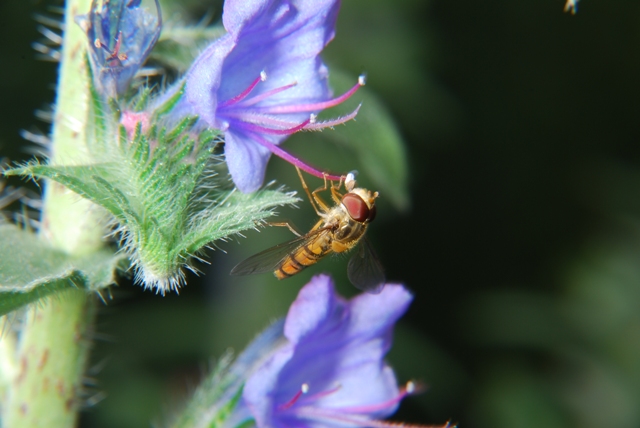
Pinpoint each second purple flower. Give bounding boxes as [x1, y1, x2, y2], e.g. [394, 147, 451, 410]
[242, 274, 428, 428]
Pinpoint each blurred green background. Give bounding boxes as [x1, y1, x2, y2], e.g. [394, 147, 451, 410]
[3, 0, 640, 427]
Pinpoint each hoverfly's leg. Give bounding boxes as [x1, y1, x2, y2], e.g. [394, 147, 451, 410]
[265, 220, 303, 237]
[330, 176, 344, 205]
[333, 174, 345, 192]
[311, 173, 335, 213]
[296, 166, 330, 215]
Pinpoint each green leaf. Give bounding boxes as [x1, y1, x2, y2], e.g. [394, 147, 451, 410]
[322, 70, 410, 211]
[0, 223, 124, 316]
[5, 163, 132, 220]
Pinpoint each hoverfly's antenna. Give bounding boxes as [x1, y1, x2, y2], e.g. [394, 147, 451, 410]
[345, 170, 358, 192]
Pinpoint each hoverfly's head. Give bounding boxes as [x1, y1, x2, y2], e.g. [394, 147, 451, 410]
[341, 173, 378, 224]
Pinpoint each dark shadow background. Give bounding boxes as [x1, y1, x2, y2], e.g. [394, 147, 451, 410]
[3, 0, 640, 427]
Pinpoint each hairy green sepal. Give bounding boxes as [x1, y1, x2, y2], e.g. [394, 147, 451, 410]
[169, 354, 252, 428]
[168, 320, 285, 428]
[6, 93, 298, 293]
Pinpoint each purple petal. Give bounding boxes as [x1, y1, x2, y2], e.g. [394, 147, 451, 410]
[279, 277, 410, 414]
[164, 0, 345, 193]
[223, 0, 340, 43]
[183, 33, 237, 126]
[218, 0, 338, 109]
[243, 344, 294, 427]
[222, 0, 271, 33]
[285, 276, 412, 345]
[344, 284, 414, 340]
[283, 274, 344, 343]
[244, 275, 412, 427]
[224, 131, 273, 193]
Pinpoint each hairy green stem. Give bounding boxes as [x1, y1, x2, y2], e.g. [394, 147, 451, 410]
[3, 291, 97, 427]
[4, 0, 104, 426]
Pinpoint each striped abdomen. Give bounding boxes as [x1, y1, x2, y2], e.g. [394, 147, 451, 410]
[275, 231, 334, 279]
[274, 218, 368, 279]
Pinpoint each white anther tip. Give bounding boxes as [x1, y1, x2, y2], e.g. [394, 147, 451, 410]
[358, 74, 367, 86]
[345, 171, 357, 191]
[309, 114, 317, 124]
[301, 383, 309, 394]
[260, 70, 267, 81]
[406, 381, 416, 394]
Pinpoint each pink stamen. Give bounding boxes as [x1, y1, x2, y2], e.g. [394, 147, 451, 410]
[252, 133, 342, 181]
[275, 381, 446, 428]
[304, 105, 361, 130]
[95, 32, 127, 66]
[304, 384, 342, 401]
[105, 32, 123, 61]
[339, 381, 416, 414]
[223, 111, 301, 128]
[218, 71, 267, 108]
[243, 117, 311, 136]
[278, 383, 309, 411]
[239, 81, 298, 107]
[257, 75, 366, 115]
[294, 407, 452, 428]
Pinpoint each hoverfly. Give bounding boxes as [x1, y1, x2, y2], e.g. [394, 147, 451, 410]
[230, 167, 385, 293]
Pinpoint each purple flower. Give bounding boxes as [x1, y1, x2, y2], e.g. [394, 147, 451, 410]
[164, 0, 364, 193]
[76, 0, 162, 97]
[242, 274, 423, 428]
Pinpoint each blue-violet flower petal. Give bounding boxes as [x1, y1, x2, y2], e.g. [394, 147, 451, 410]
[164, 0, 364, 193]
[243, 274, 413, 428]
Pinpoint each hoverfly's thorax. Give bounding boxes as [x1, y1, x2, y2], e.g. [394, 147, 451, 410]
[334, 219, 366, 242]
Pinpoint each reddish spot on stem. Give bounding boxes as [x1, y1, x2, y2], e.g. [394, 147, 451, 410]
[56, 378, 66, 397]
[38, 349, 49, 371]
[71, 44, 80, 60]
[15, 357, 28, 385]
[20, 403, 28, 415]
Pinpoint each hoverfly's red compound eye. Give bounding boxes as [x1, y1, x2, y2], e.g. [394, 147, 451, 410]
[342, 193, 370, 222]
[367, 204, 377, 222]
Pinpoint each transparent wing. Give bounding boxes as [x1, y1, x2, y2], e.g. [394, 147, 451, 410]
[230, 228, 328, 276]
[347, 237, 386, 294]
